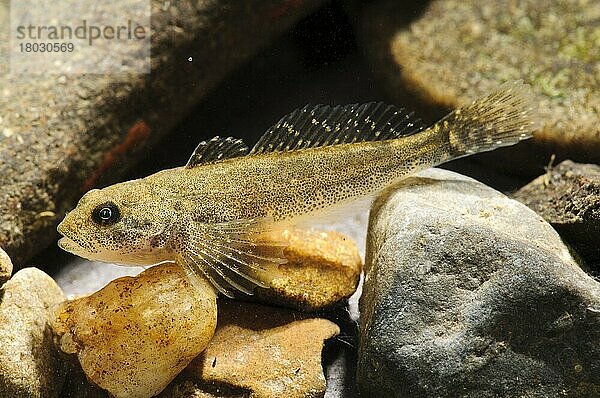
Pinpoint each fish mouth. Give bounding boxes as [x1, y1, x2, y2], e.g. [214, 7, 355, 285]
[57, 235, 88, 255]
[57, 222, 93, 255]
[56, 219, 67, 237]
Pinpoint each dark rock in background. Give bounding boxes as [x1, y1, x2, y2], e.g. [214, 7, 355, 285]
[359, 168, 600, 398]
[355, 0, 600, 177]
[0, 0, 325, 268]
[512, 160, 600, 274]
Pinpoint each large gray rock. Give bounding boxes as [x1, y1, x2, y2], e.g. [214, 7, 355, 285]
[512, 160, 600, 273]
[0, 0, 325, 267]
[0, 268, 66, 397]
[358, 168, 600, 398]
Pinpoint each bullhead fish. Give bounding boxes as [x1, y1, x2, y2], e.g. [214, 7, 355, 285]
[57, 81, 538, 297]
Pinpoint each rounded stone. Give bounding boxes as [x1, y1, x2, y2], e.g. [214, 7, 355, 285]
[52, 263, 218, 398]
[0, 268, 66, 398]
[358, 168, 600, 397]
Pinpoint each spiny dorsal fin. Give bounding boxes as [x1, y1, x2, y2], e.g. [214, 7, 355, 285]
[250, 102, 424, 155]
[186, 136, 249, 168]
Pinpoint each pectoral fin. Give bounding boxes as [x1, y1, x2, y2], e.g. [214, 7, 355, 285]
[176, 218, 287, 298]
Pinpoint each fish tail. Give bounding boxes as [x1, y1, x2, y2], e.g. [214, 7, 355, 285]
[435, 80, 539, 158]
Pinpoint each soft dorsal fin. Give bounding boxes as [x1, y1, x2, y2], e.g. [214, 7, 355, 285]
[250, 102, 424, 154]
[186, 136, 249, 168]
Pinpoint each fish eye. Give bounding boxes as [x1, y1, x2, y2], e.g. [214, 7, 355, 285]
[92, 202, 121, 226]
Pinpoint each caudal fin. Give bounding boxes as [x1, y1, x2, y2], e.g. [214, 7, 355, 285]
[436, 80, 539, 157]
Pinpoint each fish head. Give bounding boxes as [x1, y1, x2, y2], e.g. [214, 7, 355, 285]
[57, 180, 173, 265]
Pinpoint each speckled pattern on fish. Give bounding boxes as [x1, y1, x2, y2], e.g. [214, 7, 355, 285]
[57, 81, 538, 297]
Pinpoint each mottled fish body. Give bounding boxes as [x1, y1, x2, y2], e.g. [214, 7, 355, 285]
[58, 81, 538, 296]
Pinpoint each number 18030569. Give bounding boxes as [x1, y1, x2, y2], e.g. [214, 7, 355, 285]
[19, 42, 74, 52]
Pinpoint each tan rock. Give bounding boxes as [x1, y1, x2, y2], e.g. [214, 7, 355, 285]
[0, 246, 12, 284]
[52, 263, 218, 398]
[0, 268, 66, 398]
[188, 301, 340, 398]
[257, 228, 362, 311]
